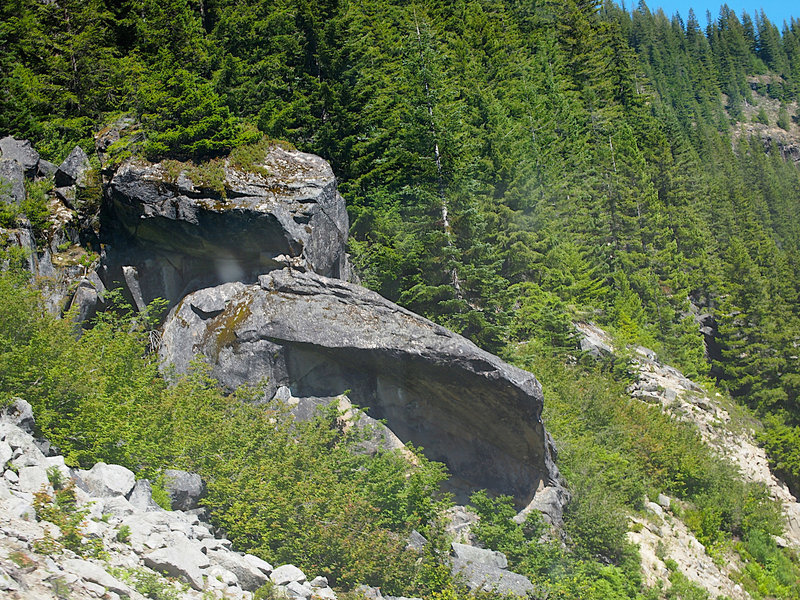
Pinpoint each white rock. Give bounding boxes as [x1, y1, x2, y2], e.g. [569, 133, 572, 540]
[144, 542, 209, 590]
[0, 440, 12, 469]
[17, 465, 51, 494]
[271, 564, 307, 586]
[207, 550, 269, 591]
[42, 455, 72, 481]
[145, 532, 167, 549]
[286, 581, 313, 599]
[6, 495, 36, 520]
[168, 520, 192, 536]
[451, 542, 508, 569]
[78, 463, 136, 497]
[645, 501, 664, 519]
[4, 469, 19, 484]
[62, 558, 134, 596]
[0, 477, 11, 500]
[206, 565, 239, 586]
[192, 524, 212, 539]
[82, 519, 105, 539]
[103, 495, 137, 517]
[310, 576, 328, 588]
[243, 553, 273, 575]
[84, 580, 106, 596]
[0, 566, 20, 591]
[312, 587, 338, 600]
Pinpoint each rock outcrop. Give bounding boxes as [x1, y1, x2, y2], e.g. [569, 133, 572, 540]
[160, 268, 561, 506]
[0, 407, 342, 600]
[100, 146, 351, 308]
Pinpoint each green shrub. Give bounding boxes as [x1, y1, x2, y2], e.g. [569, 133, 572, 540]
[0, 271, 450, 595]
[33, 466, 104, 557]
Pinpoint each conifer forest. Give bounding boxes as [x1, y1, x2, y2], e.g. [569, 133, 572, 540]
[3, 1, 800, 598]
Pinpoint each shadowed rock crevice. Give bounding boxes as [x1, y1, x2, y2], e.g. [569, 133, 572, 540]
[98, 146, 352, 308]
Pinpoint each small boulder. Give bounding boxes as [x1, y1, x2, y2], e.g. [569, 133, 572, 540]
[78, 463, 136, 498]
[144, 543, 209, 591]
[0, 441, 12, 470]
[0, 398, 35, 433]
[271, 564, 307, 586]
[61, 558, 133, 596]
[37, 159, 57, 179]
[451, 543, 508, 569]
[68, 278, 101, 324]
[128, 479, 164, 512]
[286, 580, 313, 599]
[17, 465, 51, 494]
[451, 559, 535, 597]
[0, 160, 25, 203]
[0, 566, 20, 591]
[354, 585, 383, 600]
[243, 553, 273, 576]
[163, 469, 205, 511]
[104, 495, 137, 517]
[208, 550, 270, 591]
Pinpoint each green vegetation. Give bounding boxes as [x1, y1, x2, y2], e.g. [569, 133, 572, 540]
[111, 567, 184, 600]
[4, 0, 800, 598]
[32, 466, 104, 557]
[0, 269, 450, 595]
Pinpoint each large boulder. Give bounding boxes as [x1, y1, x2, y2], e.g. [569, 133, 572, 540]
[163, 468, 205, 511]
[100, 146, 351, 308]
[450, 558, 535, 597]
[0, 137, 40, 177]
[160, 269, 561, 506]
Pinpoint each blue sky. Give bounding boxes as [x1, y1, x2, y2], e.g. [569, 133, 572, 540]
[641, 1, 797, 28]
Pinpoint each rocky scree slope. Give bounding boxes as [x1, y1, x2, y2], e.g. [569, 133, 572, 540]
[0, 399, 342, 600]
[577, 322, 800, 599]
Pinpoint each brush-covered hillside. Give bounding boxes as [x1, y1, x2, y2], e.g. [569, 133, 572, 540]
[3, 1, 800, 599]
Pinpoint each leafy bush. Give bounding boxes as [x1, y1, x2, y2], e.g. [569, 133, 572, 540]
[33, 466, 104, 557]
[0, 271, 449, 594]
[735, 529, 800, 599]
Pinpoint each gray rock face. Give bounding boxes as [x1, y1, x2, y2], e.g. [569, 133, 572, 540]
[0, 159, 25, 203]
[451, 558, 535, 597]
[100, 146, 350, 308]
[54, 146, 90, 188]
[163, 468, 205, 511]
[0, 137, 40, 177]
[160, 269, 562, 506]
[451, 543, 508, 569]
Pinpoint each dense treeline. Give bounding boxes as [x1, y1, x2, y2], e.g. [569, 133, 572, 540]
[4, 1, 800, 597]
